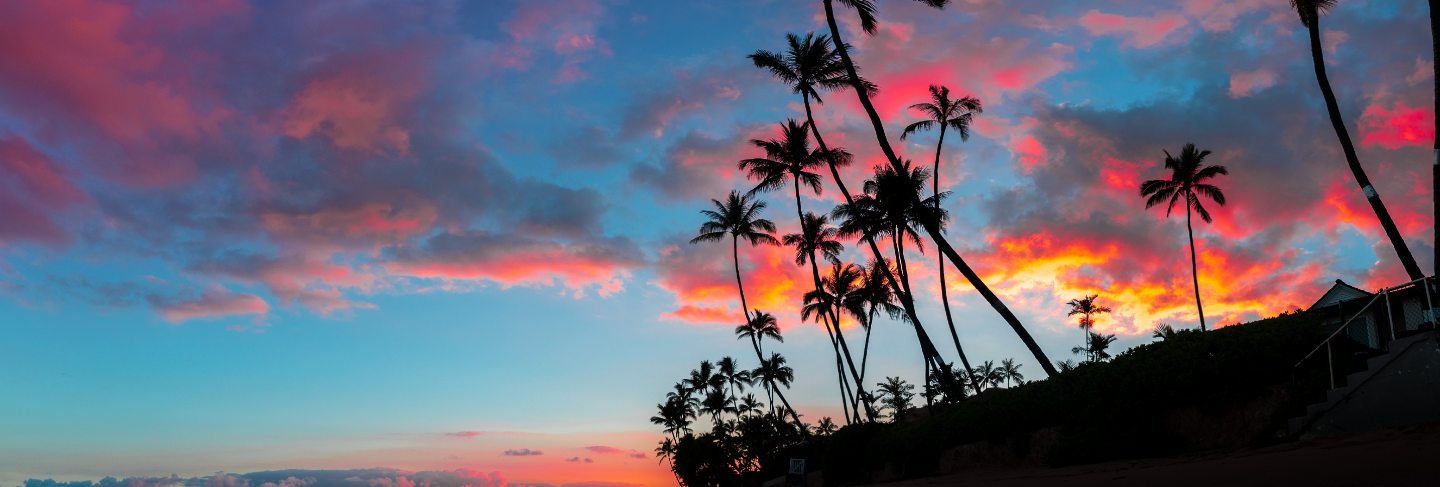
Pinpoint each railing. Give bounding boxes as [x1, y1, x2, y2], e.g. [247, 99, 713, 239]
[1294, 276, 1435, 390]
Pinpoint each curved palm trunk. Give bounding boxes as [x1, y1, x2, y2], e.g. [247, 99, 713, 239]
[930, 124, 980, 391]
[1302, 16, 1424, 281]
[823, 0, 1057, 376]
[1186, 203, 1207, 331]
[892, 229, 935, 407]
[732, 236, 753, 322]
[860, 306, 877, 384]
[1431, 0, 1438, 278]
[747, 336, 805, 435]
[801, 91, 949, 375]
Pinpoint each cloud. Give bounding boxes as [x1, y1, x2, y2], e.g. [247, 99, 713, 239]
[1228, 68, 1278, 98]
[0, 136, 89, 245]
[148, 286, 270, 323]
[564, 457, 593, 463]
[1359, 102, 1433, 149]
[503, 448, 544, 456]
[384, 231, 645, 297]
[1078, 10, 1188, 48]
[443, 431, 483, 439]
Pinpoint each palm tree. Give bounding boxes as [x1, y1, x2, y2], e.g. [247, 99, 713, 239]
[754, 352, 806, 431]
[739, 119, 836, 207]
[700, 387, 734, 429]
[734, 311, 785, 413]
[1140, 144, 1228, 331]
[716, 356, 751, 411]
[876, 376, 916, 422]
[999, 358, 1023, 387]
[834, 161, 959, 397]
[1072, 332, 1118, 363]
[974, 360, 1002, 392]
[1290, 0, 1423, 281]
[690, 190, 780, 323]
[655, 438, 681, 485]
[821, 0, 1059, 377]
[855, 259, 903, 386]
[816, 417, 838, 436]
[685, 361, 725, 396]
[901, 84, 983, 386]
[750, 30, 949, 382]
[803, 262, 878, 421]
[1066, 295, 1111, 361]
[737, 393, 763, 419]
[1152, 322, 1180, 341]
[1432, 0, 1438, 278]
[651, 396, 696, 439]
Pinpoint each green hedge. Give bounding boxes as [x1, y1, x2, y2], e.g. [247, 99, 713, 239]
[816, 310, 1346, 484]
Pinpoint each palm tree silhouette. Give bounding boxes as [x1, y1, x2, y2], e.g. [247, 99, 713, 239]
[802, 261, 878, 421]
[1152, 322, 1180, 341]
[876, 376, 916, 422]
[716, 356, 751, 413]
[855, 259, 903, 387]
[999, 358, 1023, 387]
[901, 84, 983, 382]
[691, 190, 780, 324]
[1431, 1, 1438, 277]
[750, 29, 950, 382]
[1140, 144, 1227, 331]
[700, 387, 734, 429]
[753, 352, 805, 430]
[1072, 332, 1118, 363]
[822, 0, 1058, 376]
[1290, 0, 1423, 280]
[1066, 295, 1111, 362]
[816, 417, 838, 436]
[834, 161, 960, 400]
[734, 310, 792, 418]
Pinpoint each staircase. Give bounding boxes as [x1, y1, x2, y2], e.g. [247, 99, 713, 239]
[1286, 329, 1440, 437]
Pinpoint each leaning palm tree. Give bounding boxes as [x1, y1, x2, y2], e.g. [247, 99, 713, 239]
[1066, 295, 1111, 361]
[1290, 0, 1423, 280]
[1140, 144, 1227, 331]
[854, 259, 904, 386]
[901, 84, 983, 380]
[1432, 0, 1438, 278]
[821, 0, 1058, 377]
[803, 262, 878, 421]
[690, 190, 780, 323]
[750, 30, 948, 382]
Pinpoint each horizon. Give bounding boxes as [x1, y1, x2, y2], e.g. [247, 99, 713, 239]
[1, 1, 1434, 486]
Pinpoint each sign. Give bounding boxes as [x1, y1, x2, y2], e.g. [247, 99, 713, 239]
[788, 458, 806, 475]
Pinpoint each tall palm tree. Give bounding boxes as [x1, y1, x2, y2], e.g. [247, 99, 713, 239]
[1431, 0, 1438, 279]
[1290, 0, 1423, 281]
[753, 352, 805, 430]
[1140, 144, 1227, 331]
[716, 356, 751, 412]
[834, 161, 961, 397]
[749, 30, 948, 380]
[901, 84, 983, 382]
[854, 259, 903, 386]
[700, 387, 734, 429]
[802, 262, 878, 421]
[999, 358, 1023, 387]
[1066, 295, 1111, 361]
[822, 0, 1059, 376]
[690, 190, 780, 323]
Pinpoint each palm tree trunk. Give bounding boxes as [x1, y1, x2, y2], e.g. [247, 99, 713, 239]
[1303, 17, 1425, 281]
[861, 307, 876, 384]
[748, 336, 806, 435]
[732, 236, 753, 322]
[1431, 0, 1438, 278]
[892, 230, 935, 407]
[823, 0, 1058, 376]
[931, 124, 980, 392]
[1187, 202, 1208, 331]
[802, 91, 948, 374]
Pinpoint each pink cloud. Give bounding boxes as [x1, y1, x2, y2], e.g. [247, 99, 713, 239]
[0, 137, 89, 245]
[384, 232, 644, 297]
[1011, 135, 1048, 171]
[1180, 0, 1273, 32]
[1228, 68, 1278, 98]
[151, 286, 269, 323]
[1359, 102, 1434, 150]
[1078, 10, 1188, 48]
[281, 46, 434, 155]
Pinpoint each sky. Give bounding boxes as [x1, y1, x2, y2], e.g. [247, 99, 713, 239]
[0, 0, 1434, 486]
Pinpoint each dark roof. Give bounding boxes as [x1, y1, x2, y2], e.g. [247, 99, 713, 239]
[1307, 279, 1375, 311]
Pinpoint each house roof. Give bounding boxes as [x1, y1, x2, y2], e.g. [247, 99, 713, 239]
[1308, 279, 1375, 311]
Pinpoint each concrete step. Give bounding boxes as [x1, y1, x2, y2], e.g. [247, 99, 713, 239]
[1288, 330, 1439, 436]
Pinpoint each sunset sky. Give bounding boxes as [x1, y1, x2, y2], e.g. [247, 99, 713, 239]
[0, 0, 1434, 486]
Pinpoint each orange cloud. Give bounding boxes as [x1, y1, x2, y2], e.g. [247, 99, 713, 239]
[152, 286, 269, 323]
[1078, 10, 1188, 48]
[282, 46, 433, 155]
